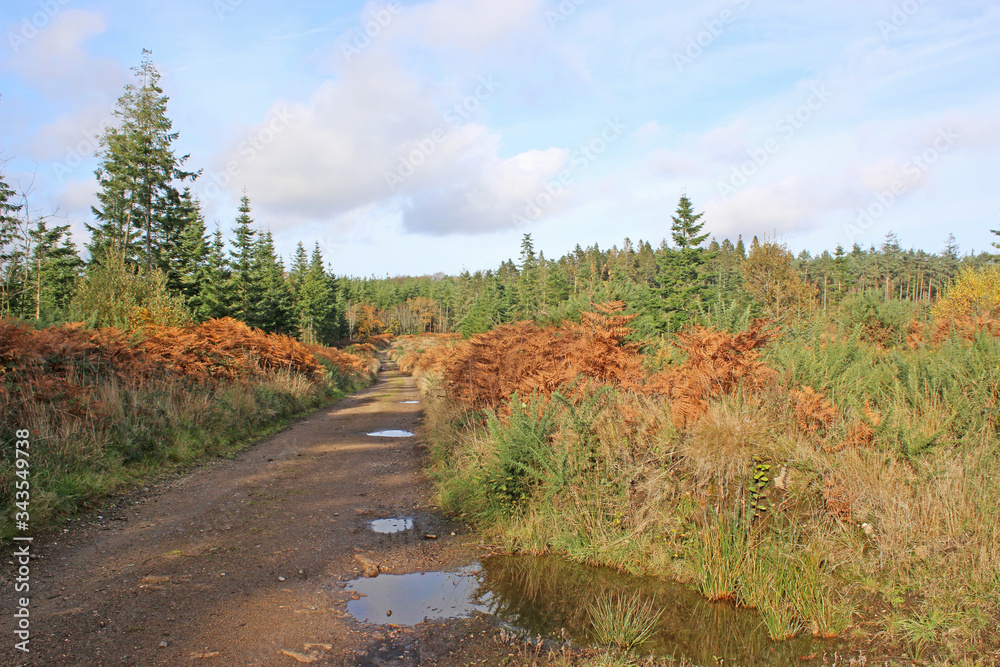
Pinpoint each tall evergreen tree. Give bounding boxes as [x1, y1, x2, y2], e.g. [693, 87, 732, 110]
[173, 189, 209, 310]
[656, 195, 713, 331]
[516, 233, 540, 319]
[228, 192, 262, 324]
[291, 243, 336, 344]
[197, 224, 232, 320]
[0, 172, 24, 316]
[25, 219, 84, 320]
[87, 49, 197, 268]
[250, 230, 293, 333]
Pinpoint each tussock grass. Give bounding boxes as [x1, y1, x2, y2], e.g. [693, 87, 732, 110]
[587, 590, 664, 651]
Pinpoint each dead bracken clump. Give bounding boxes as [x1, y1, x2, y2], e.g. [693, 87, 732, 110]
[443, 301, 647, 409]
[646, 319, 781, 428]
[140, 318, 325, 381]
[931, 315, 1000, 344]
[829, 400, 882, 453]
[790, 385, 837, 433]
[0, 317, 369, 419]
[822, 473, 855, 523]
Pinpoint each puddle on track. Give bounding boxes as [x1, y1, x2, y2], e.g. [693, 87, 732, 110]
[346, 566, 488, 625]
[345, 555, 838, 665]
[368, 517, 414, 533]
[366, 430, 415, 437]
[399, 401, 420, 404]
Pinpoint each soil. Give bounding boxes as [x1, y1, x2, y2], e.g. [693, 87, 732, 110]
[1, 355, 562, 666]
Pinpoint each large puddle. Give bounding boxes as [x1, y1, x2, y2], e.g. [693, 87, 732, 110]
[347, 566, 487, 624]
[345, 555, 837, 665]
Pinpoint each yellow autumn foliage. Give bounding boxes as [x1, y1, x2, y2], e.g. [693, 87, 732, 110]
[932, 265, 1000, 320]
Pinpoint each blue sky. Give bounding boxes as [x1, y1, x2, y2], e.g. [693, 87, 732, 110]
[1, 0, 998, 277]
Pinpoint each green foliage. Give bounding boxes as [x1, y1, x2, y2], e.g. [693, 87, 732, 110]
[69, 248, 191, 329]
[87, 50, 197, 269]
[480, 394, 561, 516]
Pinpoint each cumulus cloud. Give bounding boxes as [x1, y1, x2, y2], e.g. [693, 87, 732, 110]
[203, 0, 569, 236]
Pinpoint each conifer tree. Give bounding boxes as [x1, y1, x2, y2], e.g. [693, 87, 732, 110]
[251, 230, 293, 333]
[656, 195, 713, 331]
[291, 243, 335, 343]
[228, 192, 262, 324]
[25, 218, 84, 320]
[0, 172, 24, 316]
[87, 50, 197, 268]
[173, 189, 209, 311]
[516, 233, 540, 318]
[197, 224, 232, 320]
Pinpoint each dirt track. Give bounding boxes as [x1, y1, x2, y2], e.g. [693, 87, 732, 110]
[2, 355, 537, 666]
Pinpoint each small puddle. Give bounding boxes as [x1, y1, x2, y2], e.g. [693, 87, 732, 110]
[346, 566, 488, 625]
[366, 430, 415, 437]
[368, 517, 414, 533]
[399, 401, 420, 404]
[344, 555, 837, 665]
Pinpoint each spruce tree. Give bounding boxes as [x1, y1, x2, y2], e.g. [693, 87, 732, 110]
[228, 192, 263, 324]
[173, 189, 209, 311]
[656, 195, 713, 331]
[0, 172, 24, 316]
[516, 233, 540, 319]
[88, 50, 197, 269]
[25, 219, 84, 320]
[251, 230, 293, 333]
[197, 224, 232, 321]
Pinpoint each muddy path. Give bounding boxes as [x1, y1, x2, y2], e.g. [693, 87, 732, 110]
[2, 355, 544, 666]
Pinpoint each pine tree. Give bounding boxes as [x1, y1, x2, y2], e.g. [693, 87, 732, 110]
[0, 172, 24, 316]
[516, 233, 540, 319]
[87, 50, 197, 268]
[228, 192, 262, 324]
[251, 230, 293, 333]
[25, 218, 84, 320]
[173, 189, 209, 311]
[656, 195, 713, 331]
[197, 224, 232, 321]
[290, 242, 334, 343]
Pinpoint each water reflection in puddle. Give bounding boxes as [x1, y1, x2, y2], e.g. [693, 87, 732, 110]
[399, 401, 420, 404]
[366, 430, 415, 437]
[344, 555, 837, 665]
[368, 517, 414, 533]
[346, 566, 488, 624]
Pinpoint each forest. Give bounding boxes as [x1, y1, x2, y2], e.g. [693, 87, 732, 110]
[4, 51, 1000, 664]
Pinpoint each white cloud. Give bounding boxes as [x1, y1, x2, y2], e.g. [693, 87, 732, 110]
[4, 9, 125, 100]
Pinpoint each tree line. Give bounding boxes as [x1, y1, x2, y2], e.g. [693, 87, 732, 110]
[2, 51, 997, 342]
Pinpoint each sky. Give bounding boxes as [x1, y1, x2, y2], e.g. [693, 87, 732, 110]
[1, 0, 998, 277]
